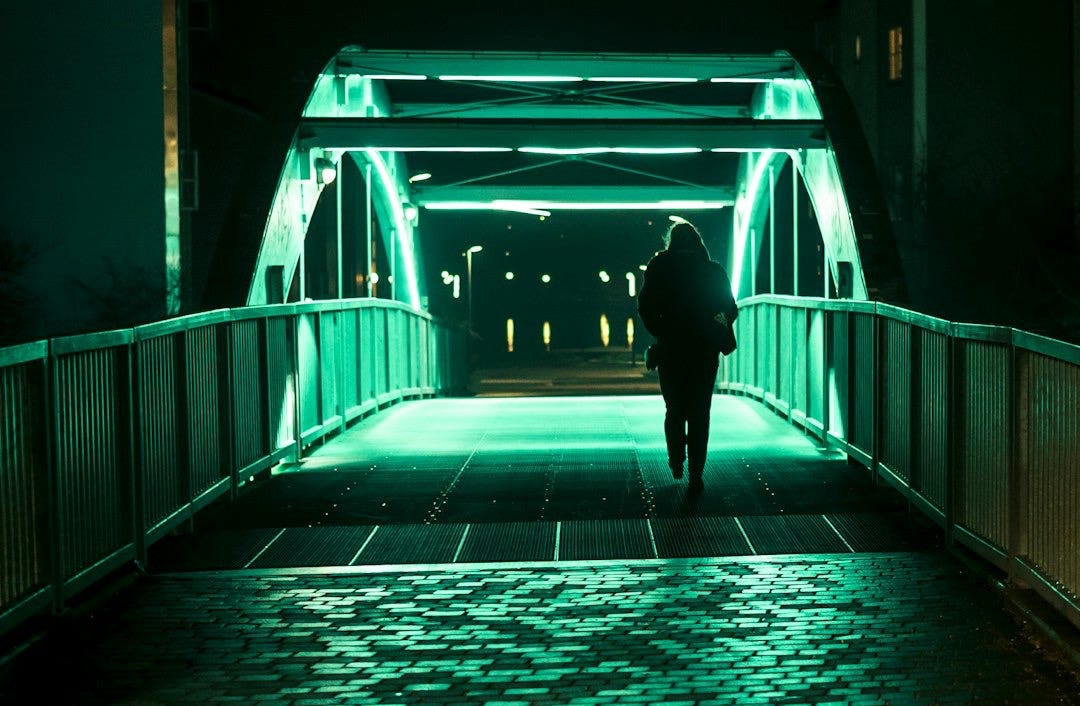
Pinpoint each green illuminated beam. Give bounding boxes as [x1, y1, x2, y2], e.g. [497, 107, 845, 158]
[413, 185, 736, 204]
[298, 117, 827, 152]
[391, 104, 749, 119]
[335, 49, 796, 82]
[519, 147, 703, 155]
[425, 200, 731, 211]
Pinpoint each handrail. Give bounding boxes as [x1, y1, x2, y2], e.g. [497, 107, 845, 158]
[0, 300, 468, 639]
[720, 294, 1080, 630]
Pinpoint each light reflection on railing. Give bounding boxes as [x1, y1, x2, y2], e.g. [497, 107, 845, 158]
[719, 294, 1080, 631]
[0, 299, 468, 639]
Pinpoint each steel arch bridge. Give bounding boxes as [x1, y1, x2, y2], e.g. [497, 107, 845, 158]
[248, 48, 905, 309]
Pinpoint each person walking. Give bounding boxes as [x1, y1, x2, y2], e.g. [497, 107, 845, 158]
[637, 220, 738, 493]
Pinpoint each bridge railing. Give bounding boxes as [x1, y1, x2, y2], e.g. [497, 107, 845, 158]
[720, 294, 1080, 630]
[0, 299, 468, 638]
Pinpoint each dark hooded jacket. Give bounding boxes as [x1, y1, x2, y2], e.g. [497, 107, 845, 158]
[637, 249, 738, 355]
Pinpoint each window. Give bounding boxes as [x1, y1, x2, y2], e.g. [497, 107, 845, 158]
[855, 34, 862, 62]
[888, 26, 904, 80]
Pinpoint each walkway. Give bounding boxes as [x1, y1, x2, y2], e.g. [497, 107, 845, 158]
[1, 394, 1078, 704]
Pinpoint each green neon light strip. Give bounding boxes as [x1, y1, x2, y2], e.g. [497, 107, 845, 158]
[425, 200, 730, 211]
[586, 76, 698, 83]
[709, 77, 771, 83]
[365, 147, 515, 153]
[729, 150, 776, 296]
[439, 75, 584, 82]
[519, 147, 703, 155]
[364, 149, 421, 309]
[361, 74, 428, 80]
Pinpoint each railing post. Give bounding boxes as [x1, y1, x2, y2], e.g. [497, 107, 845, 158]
[338, 309, 347, 435]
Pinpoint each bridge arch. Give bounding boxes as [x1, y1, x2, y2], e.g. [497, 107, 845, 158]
[247, 49, 904, 312]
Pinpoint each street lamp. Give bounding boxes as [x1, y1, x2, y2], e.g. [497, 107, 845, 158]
[466, 245, 483, 332]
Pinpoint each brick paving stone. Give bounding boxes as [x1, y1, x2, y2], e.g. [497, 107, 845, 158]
[1, 552, 1079, 704]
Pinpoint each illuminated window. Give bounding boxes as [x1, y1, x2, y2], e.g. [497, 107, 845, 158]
[854, 35, 862, 62]
[888, 26, 903, 81]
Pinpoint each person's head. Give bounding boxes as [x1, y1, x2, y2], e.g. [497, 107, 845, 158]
[663, 220, 709, 258]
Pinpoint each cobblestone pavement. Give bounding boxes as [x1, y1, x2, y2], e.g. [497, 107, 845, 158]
[3, 553, 1079, 705]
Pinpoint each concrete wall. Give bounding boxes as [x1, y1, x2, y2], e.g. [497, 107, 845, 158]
[1, 2, 165, 342]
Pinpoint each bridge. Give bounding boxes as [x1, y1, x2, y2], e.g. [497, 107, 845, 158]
[1, 49, 1079, 702]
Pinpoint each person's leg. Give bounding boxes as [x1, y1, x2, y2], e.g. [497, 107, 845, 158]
[658, 362, 688, 477]
[686, 354, 720, 488]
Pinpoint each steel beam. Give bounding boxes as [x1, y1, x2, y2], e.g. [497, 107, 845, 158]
[298, 117, 826, 151]
[413, 184, 736, 205]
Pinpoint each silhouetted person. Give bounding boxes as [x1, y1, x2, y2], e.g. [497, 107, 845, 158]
[637, 221, 738, 493]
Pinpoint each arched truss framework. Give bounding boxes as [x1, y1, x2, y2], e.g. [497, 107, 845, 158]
[248, 49, 898, 308]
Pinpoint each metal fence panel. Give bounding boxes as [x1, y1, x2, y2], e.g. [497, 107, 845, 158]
[189, 325, 225, 493]
[957, 340, 1010, 550]
[53, 347, 132, 579]
[230, 321, 265, 470]
[807, 309, 825, 426]
[880, 318, 912, 483]
[1024, 351, 1080, 597]
[135, 335, 182, 529]
[828, 310, 850, 441]
[266, 316, 294, 452]
[851, 312, 876, 459]
[0, 360, 49, 614]
[297, 313, 320, 434]
[917, 329, 949, 510]
[318, 312, 340, 426]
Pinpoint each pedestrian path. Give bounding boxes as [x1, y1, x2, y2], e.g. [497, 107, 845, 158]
[3, 554, 1079, 704]
[2, 394, 1079, 703]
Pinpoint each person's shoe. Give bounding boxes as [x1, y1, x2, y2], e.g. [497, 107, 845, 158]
[687, 473, 704, 494]
[669, 459, 684, 480]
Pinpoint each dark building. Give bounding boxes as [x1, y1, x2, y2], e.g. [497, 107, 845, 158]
[815, 1, 1080, 339]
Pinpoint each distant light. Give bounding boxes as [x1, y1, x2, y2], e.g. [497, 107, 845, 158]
[314, 156, 336, 185]
[369, 272, 380, 284]
[403, 204, 419, 223]
[626, 272, 637, 297]
[587, 76, 698, 83]
[543, 321, 552, 350]
[668, 215, 689, 224]
[599, 271, 610, 283]
[409, 172, 432, 183]
[638, 264, 648, 271]
[505, 271, 515, 280]
[439, 75, 583, 82]
[452, 274, 460, 299]
[440, 270, 450, 279]
[626, 318, 635, 349]
[506, 319, 515, 353]
[600, 314, 610, 348]
[467, 245, 483, 254]
[541, 274, 551, 284]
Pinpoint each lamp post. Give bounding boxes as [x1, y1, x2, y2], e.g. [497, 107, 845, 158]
[466, 245, 483, 332]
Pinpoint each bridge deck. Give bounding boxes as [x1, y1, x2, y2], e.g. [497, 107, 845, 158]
[3, 394, 1079, 703]
[148, 395, 930, 571]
